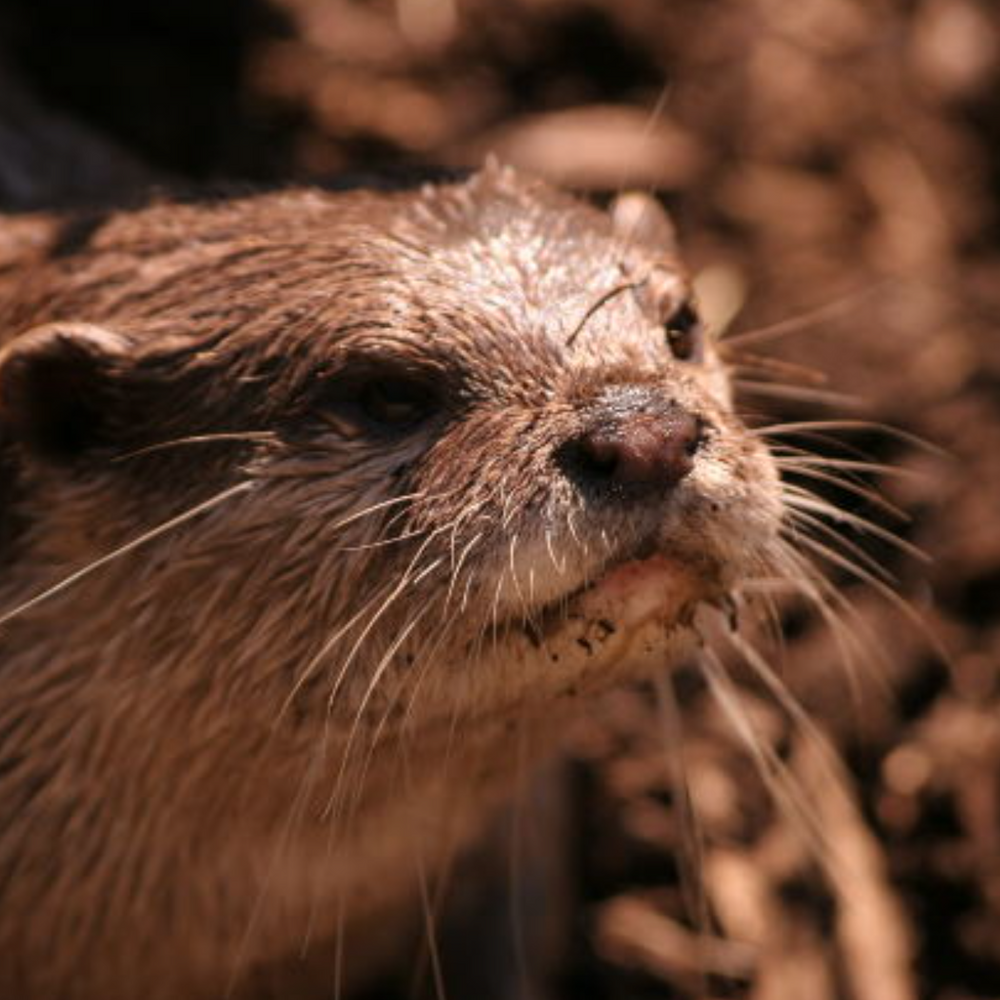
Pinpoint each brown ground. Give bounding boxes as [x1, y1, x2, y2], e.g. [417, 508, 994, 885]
[2, 1, 998, 997]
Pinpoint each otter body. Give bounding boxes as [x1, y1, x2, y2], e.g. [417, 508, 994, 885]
[0, 167, 781, 998]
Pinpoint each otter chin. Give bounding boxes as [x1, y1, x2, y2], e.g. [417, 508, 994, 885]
[576, 552, 708, 625]
[0, 163, 783, 999]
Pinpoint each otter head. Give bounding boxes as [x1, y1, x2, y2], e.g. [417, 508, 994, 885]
[0, 165, 783, 739]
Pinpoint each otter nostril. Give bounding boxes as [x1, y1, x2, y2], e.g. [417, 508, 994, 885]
[682, 415, 705, 457]
[577, 434, 621, 480]
[570, 406, 703, 493]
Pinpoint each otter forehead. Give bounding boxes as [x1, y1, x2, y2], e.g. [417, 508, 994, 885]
[375, 182, 692, 390]
[0, 168, 706, 446]
[4, 167, 686, 367]
[390, 169, 650, 316]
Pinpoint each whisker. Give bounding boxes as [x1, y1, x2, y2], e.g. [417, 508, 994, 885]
[783, 517, 898, 595]
[766, 430, 890, 465]
[734, 379, 861, 408]
[565, 279, 638, 347]
[508, 532, 543, 640]
[764, 539, 875, 693]
[723, 351, 829, 385]
[790, 531, 905, 606]
[786, 532, 945, 663]
[445, 532, 484, 610]
[323, 556, 446, 724]
[275, 583, 397, 725]
[755, 419, 943, 455]
[315, 591, 453, 957]
[320, 534, 448, 727]
[651, 672, 710, 953]
[227, 735, 328, 996]
[336, 528, 427, 553]
[337, 602, 439, 815]
[774, 451, 919, 480]
[544, 526, 567, 576]
[722, 624, 841, 773]
[309, 596, 442, 962]
[0, 481, 255, 630]
[722, 282, 887, 347]
[699, 648, 842, 870]
[329, 490, 436, 533]
[112, 432, 277, 462]
[775, 462, 910, 521]
[278, 518, 454, 724]
[782, 488, 929, 564]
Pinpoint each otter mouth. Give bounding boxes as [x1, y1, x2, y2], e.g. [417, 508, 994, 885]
[523, 547, 725, 648]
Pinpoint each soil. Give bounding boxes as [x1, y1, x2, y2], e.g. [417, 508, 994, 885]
[2, 1, 998, 997]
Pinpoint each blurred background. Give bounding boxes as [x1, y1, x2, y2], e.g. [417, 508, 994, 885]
[0, 1, 997, 997]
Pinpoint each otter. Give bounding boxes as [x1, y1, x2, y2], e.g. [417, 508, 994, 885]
[0, 164, 783, 999]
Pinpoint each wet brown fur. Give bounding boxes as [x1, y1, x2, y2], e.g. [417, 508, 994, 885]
[0, 165, 782, 998]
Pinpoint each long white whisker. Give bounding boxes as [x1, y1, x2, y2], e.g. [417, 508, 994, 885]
[734, 378, 861, 408]
[776, 462, 910, 521]
[722, 283, 887, 347]
[783, 489, 929, 564]
[772, 449, 920, 480]
[756, 420, 942, 454]
[782, 509, 899, 586]
[791, 532, 929, 631]
[113, 432, 277, 461]
[651, 672, 710, 947]
[0, 481, 255, 630]
[699, 648, 843, 871]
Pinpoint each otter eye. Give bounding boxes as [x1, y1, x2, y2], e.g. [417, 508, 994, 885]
[358, 377, 437, 429]
[663, 301, 702, 362]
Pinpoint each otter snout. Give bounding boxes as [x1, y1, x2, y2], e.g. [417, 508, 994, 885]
[558, 386, 706, 500]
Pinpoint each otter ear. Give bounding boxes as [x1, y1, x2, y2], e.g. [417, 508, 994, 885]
[609, 191, 678, 256]
[0, 323, 134, 460]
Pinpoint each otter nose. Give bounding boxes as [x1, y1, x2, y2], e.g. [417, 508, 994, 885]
[569, 405, 703, 494]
